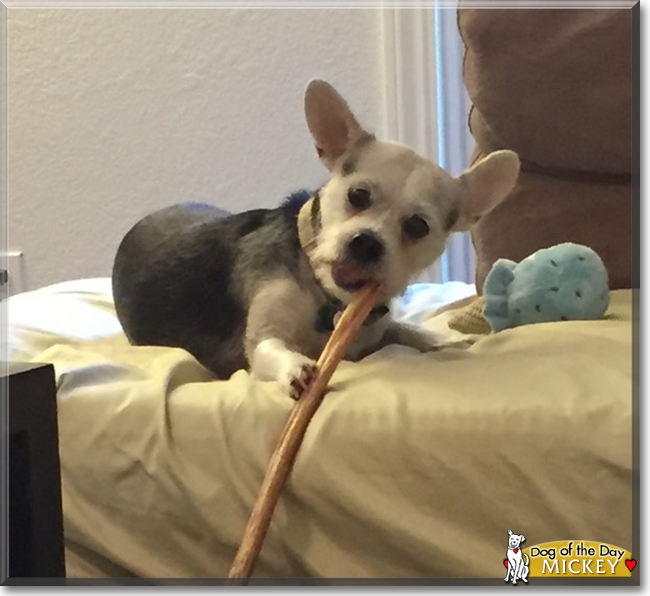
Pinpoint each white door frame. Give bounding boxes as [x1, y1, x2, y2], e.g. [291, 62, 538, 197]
[381, 4, 475, 284]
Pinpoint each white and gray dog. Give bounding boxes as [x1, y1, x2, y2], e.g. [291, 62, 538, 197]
[112, 80, 520, 398]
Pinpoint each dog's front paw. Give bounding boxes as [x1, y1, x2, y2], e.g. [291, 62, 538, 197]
[250, 339, 319, 399]
[279, 354, 318, 400]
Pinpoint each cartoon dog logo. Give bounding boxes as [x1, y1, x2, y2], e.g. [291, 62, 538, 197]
[504, 530, 529, 585]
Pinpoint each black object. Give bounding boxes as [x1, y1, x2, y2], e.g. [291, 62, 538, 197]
[1, 362, 66, 583]
[347, 231, 385, 264]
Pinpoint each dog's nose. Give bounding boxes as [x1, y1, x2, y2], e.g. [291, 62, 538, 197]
[347, 231, 385, 264]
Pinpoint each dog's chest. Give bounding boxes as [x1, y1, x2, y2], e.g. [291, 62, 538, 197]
[285, 300, 387, 361]
[293, 309, 332, 359]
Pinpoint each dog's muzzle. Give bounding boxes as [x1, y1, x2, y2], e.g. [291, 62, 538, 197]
[329, 231, 384, 292]
[346, 230, 385, 265]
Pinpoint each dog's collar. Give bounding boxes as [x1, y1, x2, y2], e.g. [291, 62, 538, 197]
[297, 195, 318, 256]
[297, 196, 389, 333]
[508, 547, 521, 552]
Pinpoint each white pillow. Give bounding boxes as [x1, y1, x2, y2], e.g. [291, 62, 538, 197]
[7, 278, 127, 362]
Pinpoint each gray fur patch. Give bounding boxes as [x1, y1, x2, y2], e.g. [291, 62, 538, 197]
[112, 199, 313, 379]
[444, 205, 460, 231]
[310, 191, 322, 232]
[339, 133, 376, 176]
[341, 158, 356, 176]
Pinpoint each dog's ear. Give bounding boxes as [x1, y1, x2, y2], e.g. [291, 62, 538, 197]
[508, 530, 513, 536]
[452, 150, 520, 231]
[304, 80, 369, 170]
[520, 535, 526, 543]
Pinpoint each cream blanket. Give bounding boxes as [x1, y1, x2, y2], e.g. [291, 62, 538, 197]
[7, 280, 632, 579]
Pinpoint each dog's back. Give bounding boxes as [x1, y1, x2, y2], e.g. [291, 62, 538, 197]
[112, 193, 310, 377]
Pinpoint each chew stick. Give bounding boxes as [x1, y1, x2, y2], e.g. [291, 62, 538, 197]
[226, 283, 380, 583]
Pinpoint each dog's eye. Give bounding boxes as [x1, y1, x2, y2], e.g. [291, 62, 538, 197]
[347, 188, 371, 210]
[403, 215, 430, 240]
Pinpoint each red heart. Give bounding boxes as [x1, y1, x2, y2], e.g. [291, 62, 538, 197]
[504, 559, 508, 568]
[514, 548, 519, 553]
[626, 559, 637, 572]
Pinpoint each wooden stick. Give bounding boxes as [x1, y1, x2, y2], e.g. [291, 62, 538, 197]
[226, 283, 380, 583]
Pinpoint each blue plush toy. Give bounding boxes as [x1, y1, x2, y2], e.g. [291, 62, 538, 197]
[483, 243, 610, 332]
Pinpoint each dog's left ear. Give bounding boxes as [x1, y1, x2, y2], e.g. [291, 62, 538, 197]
[452, 150, 520, 231]
[519, 535, 526, 543]
[304, 80, 369, 170]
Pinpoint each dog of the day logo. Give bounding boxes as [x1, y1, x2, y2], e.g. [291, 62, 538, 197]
[503, 533, 635, 582]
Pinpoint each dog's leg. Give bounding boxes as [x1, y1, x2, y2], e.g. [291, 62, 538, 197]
[504, 558, 512, 583]
[246, 278, 323, 399]
[380, 321, 441, 352]
[380, 321, 473, 353]
[335, 313, 390, 361]
[251, 338, 318, 399]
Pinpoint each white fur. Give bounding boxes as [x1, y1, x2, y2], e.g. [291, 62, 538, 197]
[251, 338, 318, 400]
[312, 142, 455, 303]
[246, 80, 520, 399]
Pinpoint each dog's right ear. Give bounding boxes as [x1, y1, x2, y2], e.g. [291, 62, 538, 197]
[304, 80, 369, 170]
[508, 530, 513, 536]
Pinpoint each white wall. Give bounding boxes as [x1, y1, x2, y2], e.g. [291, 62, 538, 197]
[7, 8, 386, 290]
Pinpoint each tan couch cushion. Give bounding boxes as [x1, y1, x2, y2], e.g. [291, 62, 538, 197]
[458, 8, 633, 292]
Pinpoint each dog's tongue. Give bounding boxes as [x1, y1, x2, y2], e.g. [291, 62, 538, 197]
[332, 261, 368, 289]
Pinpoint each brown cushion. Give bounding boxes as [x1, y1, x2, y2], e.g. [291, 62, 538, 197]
[473, 167, 632, 293]
[458, 8, 633, 291]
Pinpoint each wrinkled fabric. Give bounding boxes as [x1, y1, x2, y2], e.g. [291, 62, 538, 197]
[9, 280, 633, 578]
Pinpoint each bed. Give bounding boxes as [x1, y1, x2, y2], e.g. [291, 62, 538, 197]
[7, 5, 634, 581]
[6, 278, 633, 579]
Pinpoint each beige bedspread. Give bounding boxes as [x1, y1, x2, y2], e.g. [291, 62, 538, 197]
[8, 281, 633, 579]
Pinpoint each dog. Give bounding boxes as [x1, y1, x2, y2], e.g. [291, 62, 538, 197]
[505, 530, 530, 584]
[112, 80, 520, 399]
